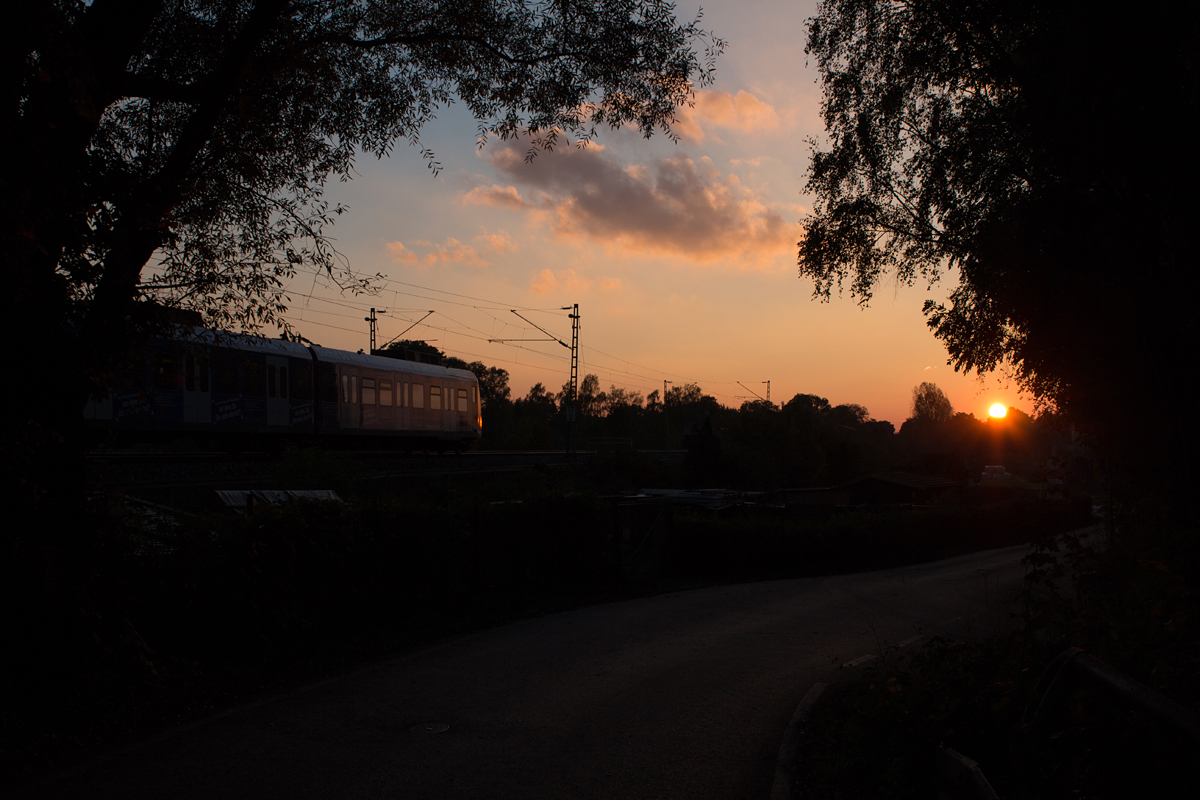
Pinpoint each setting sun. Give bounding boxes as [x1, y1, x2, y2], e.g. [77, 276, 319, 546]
[989, 404, 1008, 418]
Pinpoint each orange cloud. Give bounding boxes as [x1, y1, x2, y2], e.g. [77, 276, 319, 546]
[419, 238, 489, 267]
[474, 229, 516, 254]
[675, 90, 780, 143]
[485, 141, 797, 268]
[385, 241, 419, 264]
[387, 230, 515, 269]
[531, 268, 592, 296]
[462, 184, 528, 209]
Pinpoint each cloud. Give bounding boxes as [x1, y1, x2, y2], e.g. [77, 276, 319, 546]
[385, 241, 419, 264]
[418, 238, 490, 267]
[385, 229, 514, 269]
[483, 140, 798, 267]
[474, 229, 516, 254]
[531, 268, 592, 296]
[462, 184, 528, 209]
[600, 277, 623, 292]
[675, 90, 781, 143]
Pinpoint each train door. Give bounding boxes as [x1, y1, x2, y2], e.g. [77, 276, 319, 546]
[84, 390, 113, 421]
[396, 374, 410, 431]
[396, 375, 408, 431]
[456, 384, 471, 431]
[183, 351, 211, 424]
[445, 381, 456, 430]
[265, 356, 289, 426]
[339, 366, 360, 429]
[429, 383, 445, 430]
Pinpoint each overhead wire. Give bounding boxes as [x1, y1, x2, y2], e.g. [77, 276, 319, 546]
[287, 277, 746, 404]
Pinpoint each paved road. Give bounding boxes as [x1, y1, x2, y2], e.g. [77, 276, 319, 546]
[28, 546, 1029, 799]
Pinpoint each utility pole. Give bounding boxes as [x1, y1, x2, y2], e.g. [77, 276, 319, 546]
[487, 303, 579, 452]
[763, 380, 771, 405]
[567, 304, 579, 454]
[365, 307, 387, 353]
[737, 381, 765, 402]
[663, 380, 673, 445]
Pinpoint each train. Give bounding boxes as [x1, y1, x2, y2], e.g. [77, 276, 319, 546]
[84, 327, 482, 451]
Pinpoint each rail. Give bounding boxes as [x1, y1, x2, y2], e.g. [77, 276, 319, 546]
[937, 647, 1200, 799]
[1026, 646, 1200, 739]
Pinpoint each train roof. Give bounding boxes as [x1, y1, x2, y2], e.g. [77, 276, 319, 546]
[176, 326, 475, 382]
[179, 327, 311, 357]
[309, 345, 476, 382]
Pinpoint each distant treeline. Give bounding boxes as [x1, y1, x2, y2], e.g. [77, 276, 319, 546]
[387, 340, 1083, 491]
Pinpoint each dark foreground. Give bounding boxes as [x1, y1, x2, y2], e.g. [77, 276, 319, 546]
[18, 546, 1028, 800]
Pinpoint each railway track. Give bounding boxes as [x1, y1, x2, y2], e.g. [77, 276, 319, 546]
[87, 449, 686, 491]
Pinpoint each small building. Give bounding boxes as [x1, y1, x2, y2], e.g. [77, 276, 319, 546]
[839, 471, 964, 505]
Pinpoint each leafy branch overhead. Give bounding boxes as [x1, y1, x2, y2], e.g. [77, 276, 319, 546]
[798, 0, 1199, 445]
[8, 0, 723, 350]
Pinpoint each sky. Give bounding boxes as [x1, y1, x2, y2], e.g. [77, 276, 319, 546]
[283, 0, 1031, 427]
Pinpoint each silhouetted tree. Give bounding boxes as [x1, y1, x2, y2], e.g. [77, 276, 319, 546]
[379, 339, 445, 362]
[520, 383, 559, 417]
[603, 386, 644, 414]
[5, 0, 724, 507]
[798, 0, 1199, 493]
[829, 403, 869, 428]
[561, 374, 603, 417]
[910, 382, 953, 425]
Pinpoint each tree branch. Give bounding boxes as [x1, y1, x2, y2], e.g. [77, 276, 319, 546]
[89, 0, 291, 317]
[117, 72, 206, 104]
[320, 30, 588, 66]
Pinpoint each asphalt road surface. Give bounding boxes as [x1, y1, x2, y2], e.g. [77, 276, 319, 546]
[27, 546, 1030, 799]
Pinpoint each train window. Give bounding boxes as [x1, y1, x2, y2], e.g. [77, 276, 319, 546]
[214, 359, 237, 394]
[268, 365, 277, 398]
[341, 374, 349, 403]
[458, 388, 468, 401]
[470, 386, 476, 403]
[244, 363, 265, 396]
[185, 355, 196, 391]
[351, 376, 357, 404]
[380, 379, 393, 406]
[296, 364, 315, 400]
[362, 377, 376, 405]
[319, 365, 336, 401]
[199, 358, 209, 392]
[412, 383, 424, 409]
[153, 355, 175, 390]
[430, 385, 442, 410]
[279, 366, 288, 399]
[403, 382, 409, 408]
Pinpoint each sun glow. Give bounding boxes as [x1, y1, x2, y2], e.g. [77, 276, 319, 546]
[989, 403, 1008, 418]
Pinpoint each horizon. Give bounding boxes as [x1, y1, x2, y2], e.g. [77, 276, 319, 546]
[257, 0, 1030, 429]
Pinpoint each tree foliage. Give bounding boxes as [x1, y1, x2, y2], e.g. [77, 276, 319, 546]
[910, 382, 953, 425]
[379, 338, 444, 360]
[798, 0, 1199, 467]
[6, 0, 722, 397]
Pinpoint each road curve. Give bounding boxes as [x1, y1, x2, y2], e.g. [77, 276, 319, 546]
[26, 546, 1029, 800]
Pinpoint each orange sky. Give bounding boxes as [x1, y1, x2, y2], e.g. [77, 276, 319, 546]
[252, 0, 1032, 427]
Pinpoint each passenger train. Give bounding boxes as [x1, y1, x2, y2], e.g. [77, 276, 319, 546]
[84, 328, 482, 450]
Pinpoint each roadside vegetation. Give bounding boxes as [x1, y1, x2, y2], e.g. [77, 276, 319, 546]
[786, 0, 1199, 792]
[794, 517, 1200, 798]
[4, 450, 1091, 789]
